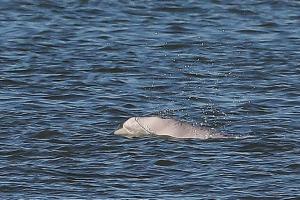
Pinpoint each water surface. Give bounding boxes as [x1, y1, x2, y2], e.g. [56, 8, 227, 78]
[0, 0, 299, 199]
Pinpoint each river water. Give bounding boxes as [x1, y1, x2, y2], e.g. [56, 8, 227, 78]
[0, 0, 299, 199]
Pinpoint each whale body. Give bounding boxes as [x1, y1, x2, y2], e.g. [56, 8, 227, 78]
[114, 116, 229, 139]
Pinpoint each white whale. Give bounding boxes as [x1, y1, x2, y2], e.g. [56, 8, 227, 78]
[114, 116, 229, 139]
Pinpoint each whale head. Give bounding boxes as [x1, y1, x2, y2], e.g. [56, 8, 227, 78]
[114, 117, 150, 138]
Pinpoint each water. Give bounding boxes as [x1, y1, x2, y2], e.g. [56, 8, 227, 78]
[0, 0, 299, 199]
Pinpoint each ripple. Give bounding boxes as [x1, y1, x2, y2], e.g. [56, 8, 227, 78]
[238, 141, 296, 154]
[42, 94, 88, 101]
[91, 66, 134, 74]
[227, 7, 257, 16]
[32, 130, 64, 140]
[259, 22, 279, 28]
[153, 6, 199, 13]
[154, 159, 177, 167]
[237, 102, 273, 115]
[237, 29, 269, 34]
[157, 42, 191, 50]
[0, 78, 29, 87]
[287, 163, 300, 171]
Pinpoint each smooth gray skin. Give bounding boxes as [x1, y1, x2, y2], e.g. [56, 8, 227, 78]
[114, 116, 228, 139]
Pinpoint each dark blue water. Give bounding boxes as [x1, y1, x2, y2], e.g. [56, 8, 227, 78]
[1, 0, 299, 199]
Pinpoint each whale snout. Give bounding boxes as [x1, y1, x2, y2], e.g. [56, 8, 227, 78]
[114, 127, 138, 139]
[114, 127, 130, 136]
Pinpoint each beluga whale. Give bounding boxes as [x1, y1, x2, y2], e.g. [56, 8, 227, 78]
[114, 116, 230, 139]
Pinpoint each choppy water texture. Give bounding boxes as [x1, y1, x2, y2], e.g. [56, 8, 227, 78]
[1, 0, 300, 199]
